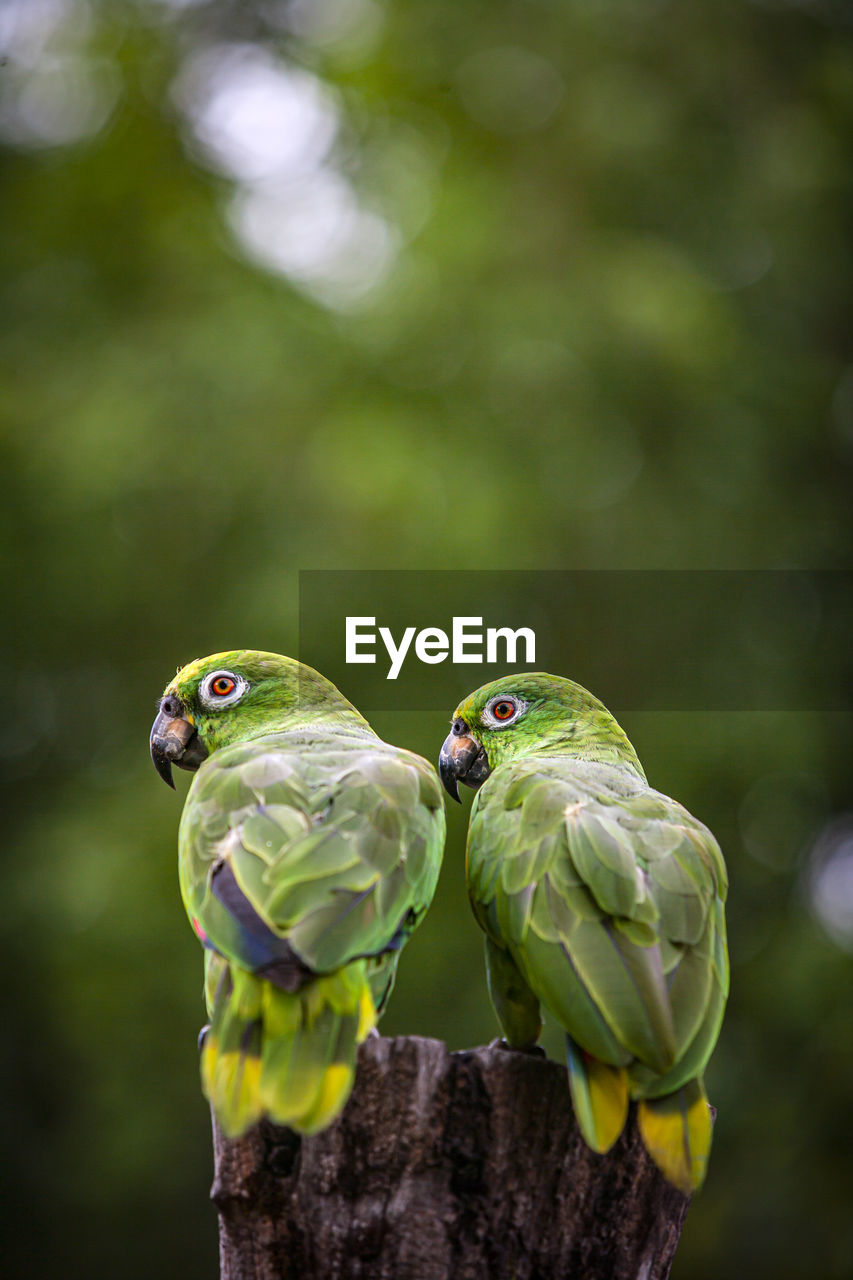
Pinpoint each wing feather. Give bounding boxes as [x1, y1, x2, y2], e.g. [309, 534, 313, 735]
[467, 756, 726, 1079]
[181, 731, 444, 982]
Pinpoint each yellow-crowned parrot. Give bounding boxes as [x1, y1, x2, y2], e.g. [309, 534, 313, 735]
[151, 650, 445, 1136]
[439, 672, 728, 1194]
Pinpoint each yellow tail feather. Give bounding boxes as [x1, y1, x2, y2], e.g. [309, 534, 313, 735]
[566, 1037, 629, 1153]
[202, 1041, 264, 1137]
[201, 958, 377, 1138]
[637, 1078, 712, 1195]
[585, 1058, 630, 1152]
[298, 1063, 355, 1134]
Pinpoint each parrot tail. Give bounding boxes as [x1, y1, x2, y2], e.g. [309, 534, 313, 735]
[637, 1077, 712, 1195]
[565, 1036, 629, 1153]
[201, 957, 377, 1138]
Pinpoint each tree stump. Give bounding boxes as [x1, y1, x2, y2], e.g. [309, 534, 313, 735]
[211, 1035, 692, 1280]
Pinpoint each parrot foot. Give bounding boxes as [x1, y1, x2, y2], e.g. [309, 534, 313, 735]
[488, 1037, 546, 1058]
[367, 1027, 381, 1039]
[198, 1024, 210, 1053]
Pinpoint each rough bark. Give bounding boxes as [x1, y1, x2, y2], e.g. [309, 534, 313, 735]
[212, 1035, 692, 1280]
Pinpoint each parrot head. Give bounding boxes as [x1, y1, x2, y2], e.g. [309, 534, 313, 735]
[438, 672, 644, 802]
[150, 649, 366, 788]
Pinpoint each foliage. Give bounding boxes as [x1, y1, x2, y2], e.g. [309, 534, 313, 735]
[1, 1, 851, 1276]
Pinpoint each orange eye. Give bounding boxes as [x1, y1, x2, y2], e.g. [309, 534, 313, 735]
[200, 670, 246, 707]
[492, 699, 516, 721]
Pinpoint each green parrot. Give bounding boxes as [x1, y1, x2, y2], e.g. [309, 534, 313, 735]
[439, 673, 728, 1195]
[150, 650, 445, 1137]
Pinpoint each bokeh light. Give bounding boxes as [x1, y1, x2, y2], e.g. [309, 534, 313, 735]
[809, 819, 853, 951]
[0, 0, 120, 148]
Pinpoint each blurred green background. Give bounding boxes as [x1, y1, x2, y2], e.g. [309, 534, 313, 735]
[2, 0, 852, 1276]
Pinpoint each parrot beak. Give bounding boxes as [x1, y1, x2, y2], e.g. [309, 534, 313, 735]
[150, 696, 209, 789]
[439, 720, 491, 802]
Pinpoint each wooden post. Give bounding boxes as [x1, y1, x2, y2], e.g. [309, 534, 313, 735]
[211, 1035, 692, 1280]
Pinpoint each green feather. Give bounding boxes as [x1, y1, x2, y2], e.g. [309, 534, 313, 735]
[484, 935, 542, 1047]
[452, 671, 728, 1195]
[160, 650, 445, 1138]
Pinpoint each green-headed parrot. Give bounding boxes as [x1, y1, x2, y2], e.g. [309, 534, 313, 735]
[150, 650, 445, 1137]
[439, 673, 728, 1195]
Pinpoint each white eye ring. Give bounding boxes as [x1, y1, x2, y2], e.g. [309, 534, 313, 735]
[481, 696, 527, 729]
[199, 670, 249, 709]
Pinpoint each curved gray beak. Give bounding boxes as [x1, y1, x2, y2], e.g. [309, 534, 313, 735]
[150, 696, 208, 789]
[439, 720, 491, 802]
